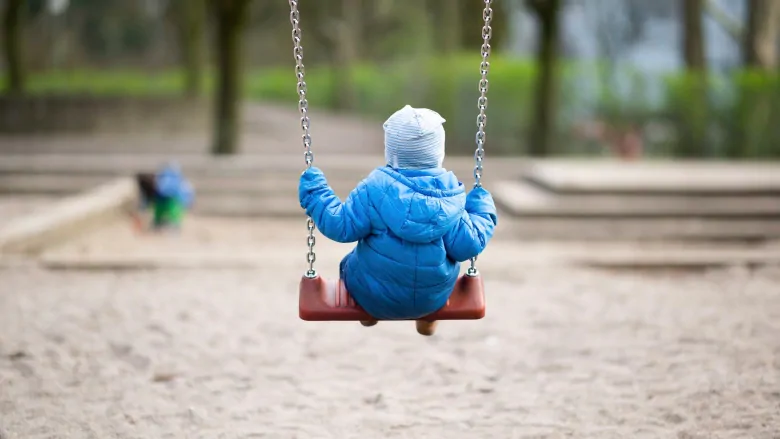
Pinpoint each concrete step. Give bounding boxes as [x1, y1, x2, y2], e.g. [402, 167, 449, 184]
[8, 174, 780, 242]
[191, 197, 780, 242]
[495, 218, 780, 242]
[493, 180, 780, 219]
[573, 246, 780, 270]
[525, 161, 780, 195]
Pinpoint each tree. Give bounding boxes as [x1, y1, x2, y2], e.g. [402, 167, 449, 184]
[704, 0, 779, 69]
[209, 0, 252, 155]
[170, 0, 206, 98]
[680, 0, 708, 157]
[682, 0, 706, 71]
[438, 0, 462, 55]
[294, 0, 362, 111]
[744, 0, 780, 69]
[430, 0, 462, 125]
[3, 0, 24, 94]
[333, 0, 361, 110]
[526, 0, 562, 157]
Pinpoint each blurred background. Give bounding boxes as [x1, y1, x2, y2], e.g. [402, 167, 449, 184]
[0, 0, 777, 158]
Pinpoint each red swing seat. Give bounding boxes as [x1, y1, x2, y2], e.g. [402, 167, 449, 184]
[299, 274, 485, 321]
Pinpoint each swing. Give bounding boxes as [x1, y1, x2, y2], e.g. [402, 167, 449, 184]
[290, 0, 494, 322]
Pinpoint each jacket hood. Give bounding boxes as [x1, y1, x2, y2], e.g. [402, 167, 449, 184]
[376, 167, 465, 243]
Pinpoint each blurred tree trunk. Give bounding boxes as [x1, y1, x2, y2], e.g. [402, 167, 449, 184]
[3, 0, 24, 94]
[173, 0, 206, 98]
[526, 0, 561, 157]
[435, 0, 462, 125]
[683, 0, 706, 71]
[680, 0, 708, 157]
[409, 0, 433, 57]
[399, 0, 433, 103]
[333, 0, 361, 110]
[744, 0, 779, 69]
[439, 0, 462, 55]
[210, 0, 251, 155]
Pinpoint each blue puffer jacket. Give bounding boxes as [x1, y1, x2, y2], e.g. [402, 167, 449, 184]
[299, 166, 498, 320]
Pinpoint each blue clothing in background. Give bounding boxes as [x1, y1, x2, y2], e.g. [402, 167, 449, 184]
[155, 163, 195, 208]
[299, 166, 497, 319]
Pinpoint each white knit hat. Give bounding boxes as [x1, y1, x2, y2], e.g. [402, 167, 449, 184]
[383, 105, 446, 170]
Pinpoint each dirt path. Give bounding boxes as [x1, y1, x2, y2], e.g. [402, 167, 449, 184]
[1, 218, 779, 438]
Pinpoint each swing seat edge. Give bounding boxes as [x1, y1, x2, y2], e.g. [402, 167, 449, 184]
[298, 274, 486, 322]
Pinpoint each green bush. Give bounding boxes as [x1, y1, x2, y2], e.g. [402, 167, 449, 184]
[725, 70, 780, 158]
[661, 69, 780, 159]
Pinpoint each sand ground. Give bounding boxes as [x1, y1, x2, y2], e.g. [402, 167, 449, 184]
[1, 217, 779, 438]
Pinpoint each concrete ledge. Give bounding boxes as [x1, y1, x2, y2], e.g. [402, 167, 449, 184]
[39, 252, 270, 271]
[496, 217, 780, 242]
[572, 247, 780, 270]
[0, 178, 137, 254]
[493, 180, 780, 219]
[525, 161, 780, 195]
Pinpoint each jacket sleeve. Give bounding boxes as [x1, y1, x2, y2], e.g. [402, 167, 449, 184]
[299, 167, 372, 243]
[443, 187, 498, 262]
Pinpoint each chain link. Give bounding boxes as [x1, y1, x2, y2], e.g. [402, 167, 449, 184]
[468, 0, 493, 278]
[473, 0, 492, 190]
[305, 217, 316, 277]
[290, 0, 317, 277]
[289, 1, 313, 168]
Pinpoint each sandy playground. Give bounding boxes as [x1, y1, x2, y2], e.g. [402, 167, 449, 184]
[1, 217, 779, 438]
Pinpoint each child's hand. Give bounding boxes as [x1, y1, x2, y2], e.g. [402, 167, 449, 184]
[299, 167, 328, 207]
[300, 166, 325, 180]
[466, 185, 492, 201]
[466, 186, 498, 224]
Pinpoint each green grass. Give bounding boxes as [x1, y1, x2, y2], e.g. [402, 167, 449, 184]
[24, 69, 188, 96]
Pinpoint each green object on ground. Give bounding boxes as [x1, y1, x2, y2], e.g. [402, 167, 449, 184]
[152, 197, 185, 227]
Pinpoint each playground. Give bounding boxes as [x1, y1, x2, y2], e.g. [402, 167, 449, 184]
[0, 210, 778, 438]
[2, 1, 780, 437]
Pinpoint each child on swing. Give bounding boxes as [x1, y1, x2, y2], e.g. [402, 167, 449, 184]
[299, 105, 498, 336]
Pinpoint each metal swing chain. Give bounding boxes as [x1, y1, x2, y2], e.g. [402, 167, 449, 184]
[289, 0, 317, 278]
[290, 0, 491, 279]
[467, 0, 493, 278]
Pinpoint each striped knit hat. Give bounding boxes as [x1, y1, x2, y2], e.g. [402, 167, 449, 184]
[383, 105, 446, 170]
